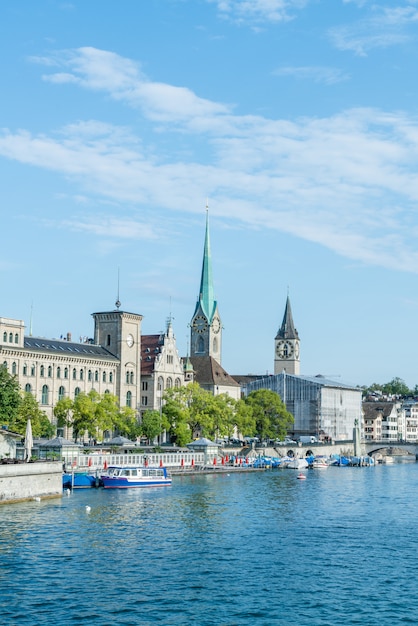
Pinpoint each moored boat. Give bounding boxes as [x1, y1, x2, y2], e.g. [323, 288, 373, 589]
[101, 465, 172, 488]
[62, 471, 99, 489]
[312, 456, 329, 469]
[287, 457, 309, 470]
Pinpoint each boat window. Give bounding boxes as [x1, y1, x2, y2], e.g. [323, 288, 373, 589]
[122, 469, 130, 476]
[131, 469, 137, 477]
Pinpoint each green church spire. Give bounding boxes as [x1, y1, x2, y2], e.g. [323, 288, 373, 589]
[197, 205, 216, 320]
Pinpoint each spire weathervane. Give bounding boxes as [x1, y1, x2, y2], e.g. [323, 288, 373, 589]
[115, 267, 121, 309]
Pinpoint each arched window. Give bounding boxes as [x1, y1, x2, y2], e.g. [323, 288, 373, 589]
[126, 371, 130, 384]
[31, 365, 35, 376]
[40, 365, 45, 377]
[126, 391, 132, 408]
[48, 365, 52, 377]
[130, 372, 134, 384]
[58, 386, 65, 400]
[94, 370, 99, 382]
[88, 370, 92, 381]
[64, 368, 68, 379]
[12, 362, 17, 375]
[14, 333, 18, 344]
[2, 361, 7, 370]
[2, 332, 6, 342]
[73, 368, 77, 380]
[102, 371, 106, 383]
[9, 332, 13, 342]
[213, 337, 218, 352]
[175, 377, 181, 388]
[80, 369, 84, 381]
[41, 385, 49, 405]
[109, 372, 113, 383]
[25, 383, 31, 393]
[104, 389, 110, 394]
[74, 387, 80, 398]
[57, 367, 61, 379]
[166, 377, 173, 389]
[157, 377, 164, 391]
[23, 364, 27, 376]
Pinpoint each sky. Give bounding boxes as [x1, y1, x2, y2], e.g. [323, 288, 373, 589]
[2, 0, 418, 389]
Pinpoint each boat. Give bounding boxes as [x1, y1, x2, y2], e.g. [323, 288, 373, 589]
[101, 465, 172, 488]
[287, 457, 309, 470]
[312, 457, 329, 469]
[62, 471, 100, 489]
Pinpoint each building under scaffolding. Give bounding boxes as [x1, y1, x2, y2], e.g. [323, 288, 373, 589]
[243, 372, 362, 441]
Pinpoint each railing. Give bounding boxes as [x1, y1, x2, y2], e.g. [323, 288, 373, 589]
[72, 452, 207, 470]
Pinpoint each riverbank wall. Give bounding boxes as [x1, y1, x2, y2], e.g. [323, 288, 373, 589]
[0, 462, 62, 504]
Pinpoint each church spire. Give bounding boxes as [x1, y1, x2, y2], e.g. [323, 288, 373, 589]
[197, 203, 215, 320]
[276, 295, 299, 340]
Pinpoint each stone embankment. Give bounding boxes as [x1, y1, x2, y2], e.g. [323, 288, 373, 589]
[0, 461, 62, 504]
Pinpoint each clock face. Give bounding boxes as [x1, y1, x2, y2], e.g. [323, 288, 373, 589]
[212, 316, 221, 334]
[193, 315, 208, 334]
[126, 334, 134, 348]
[294, 342, 300, 359]
[276, 340, 294, 359]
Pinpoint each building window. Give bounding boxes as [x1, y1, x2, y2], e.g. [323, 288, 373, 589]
[106, 334, 111, 346]
[126, 371, 130, 384]
[157, 377, 164, 391]
[141, 396, 148, 406]
[130, 372, 134, 384]
[126, 391, 132, 408]
[80, 369, 84, 381]
[12, 362, 17, 375]
[103, 371, 106, 383]
[166, 377, 173, 389]
[9, 333, 13, 343]
[40, 365, 45, 377]
[31, 365, 35, 376]
[41, 385, 49, 405]
[23, 364, 27, 376]
[57, 367, 61, 379]
[25, 383, 31, 393]
[142, 381, 148, 391]
[167, 355, 173, 364]
[109, 372, 113, 383]
[104, 389, 110, 394]
[175, 378, 181, 388]
[2, 332, 6, 342]
[64, 368, 68, 379]
[95, 370, 99, 382]
[197, 336, 204, 352]
[73, 368, 77, 380]
[74, 387, 80, 398]
[14, 333, 18, 344]
[58, 386, 65, 400]
[2, 361, 7, 370]
[88, 370, 92, 381]
[48, 366, 52, 377]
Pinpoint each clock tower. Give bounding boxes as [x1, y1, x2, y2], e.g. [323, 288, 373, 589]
[274, 295, 300, 375]
[190, 207, 222, 364]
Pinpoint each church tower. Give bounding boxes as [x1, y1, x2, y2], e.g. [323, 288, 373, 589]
[190, 207, 222, 364]
[274, 295, 300, 375]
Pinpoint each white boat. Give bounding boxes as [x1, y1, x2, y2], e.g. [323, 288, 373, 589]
[101, 466, 172, 488]
[312, 457, 329, 469]
[287, 457, 309, 470]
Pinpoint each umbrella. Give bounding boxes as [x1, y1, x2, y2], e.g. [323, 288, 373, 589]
[24, 418, 33, 462]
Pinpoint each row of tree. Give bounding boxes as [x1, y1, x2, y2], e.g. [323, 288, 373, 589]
[361, 377, 418, 398]
[0, 367, 294, 445]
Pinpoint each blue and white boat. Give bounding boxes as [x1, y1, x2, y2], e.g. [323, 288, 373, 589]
[101, 465, 172, 489]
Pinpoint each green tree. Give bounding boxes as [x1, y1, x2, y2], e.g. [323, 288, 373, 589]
[244, 389, 294, 440]
[141, 410, 163, 443]
[18, 392, 54, 438]
[0, 366, 21, 428]
[115, 406, 141, 440]
[54, 397, 73, 430]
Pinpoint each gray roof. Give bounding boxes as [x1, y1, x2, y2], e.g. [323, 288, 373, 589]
[24, 336, 118, 360]
[39, 437, 82, 448]
[187, 437, 218, 448]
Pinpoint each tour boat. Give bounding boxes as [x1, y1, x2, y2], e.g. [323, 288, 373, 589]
[101, 465, 172, 488]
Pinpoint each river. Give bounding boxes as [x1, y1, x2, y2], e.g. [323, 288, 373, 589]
[1, 463, 417, 625]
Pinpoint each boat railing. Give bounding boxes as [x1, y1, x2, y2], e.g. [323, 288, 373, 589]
[74, 452, 206, 470]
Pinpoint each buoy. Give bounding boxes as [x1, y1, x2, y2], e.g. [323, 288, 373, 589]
[297, 473, 306, 480]
[33, 496, 41, 502]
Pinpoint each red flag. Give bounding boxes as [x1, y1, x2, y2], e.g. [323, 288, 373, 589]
[103, 459, 108, 470]
[88, 457, 92, 467]
[159, 459, 163, 467]
[213, 457, 217, 466]
[191, 458, 195, 467]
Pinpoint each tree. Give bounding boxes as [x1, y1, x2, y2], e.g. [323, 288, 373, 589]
[54, 397, 73, 430]
[244, 389, 294, 440]
[141, 410, 163, 443]
[0, 366, 21, 428]
[18, 392, 54, 438]
[114, 406, 141, 440]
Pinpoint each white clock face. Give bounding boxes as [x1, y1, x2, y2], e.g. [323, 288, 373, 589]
[193, 315, 208, 334]
[126, 334, 134, 348]
[276, 340, 294, 359]
[212, 316, 221, 334]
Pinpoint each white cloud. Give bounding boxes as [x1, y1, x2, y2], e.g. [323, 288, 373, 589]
[4, 48, 418, 274]
[273, 65, 350, 84]
[330, 3, 418, 55]
[208, 0, 308, 24]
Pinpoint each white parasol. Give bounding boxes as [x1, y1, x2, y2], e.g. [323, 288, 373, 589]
[24, 418, 33, 462]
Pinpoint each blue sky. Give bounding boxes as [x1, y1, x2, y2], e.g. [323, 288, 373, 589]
[2, 0, 418, 388]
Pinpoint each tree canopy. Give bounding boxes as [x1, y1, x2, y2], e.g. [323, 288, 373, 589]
[0, 366, 21, 428]
[244, 389, 294, 440]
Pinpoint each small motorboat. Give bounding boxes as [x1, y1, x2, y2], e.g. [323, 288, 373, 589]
[101, 465, 172, 488]
[312, 457, 329, 469]
[297, 473, 307, 480]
